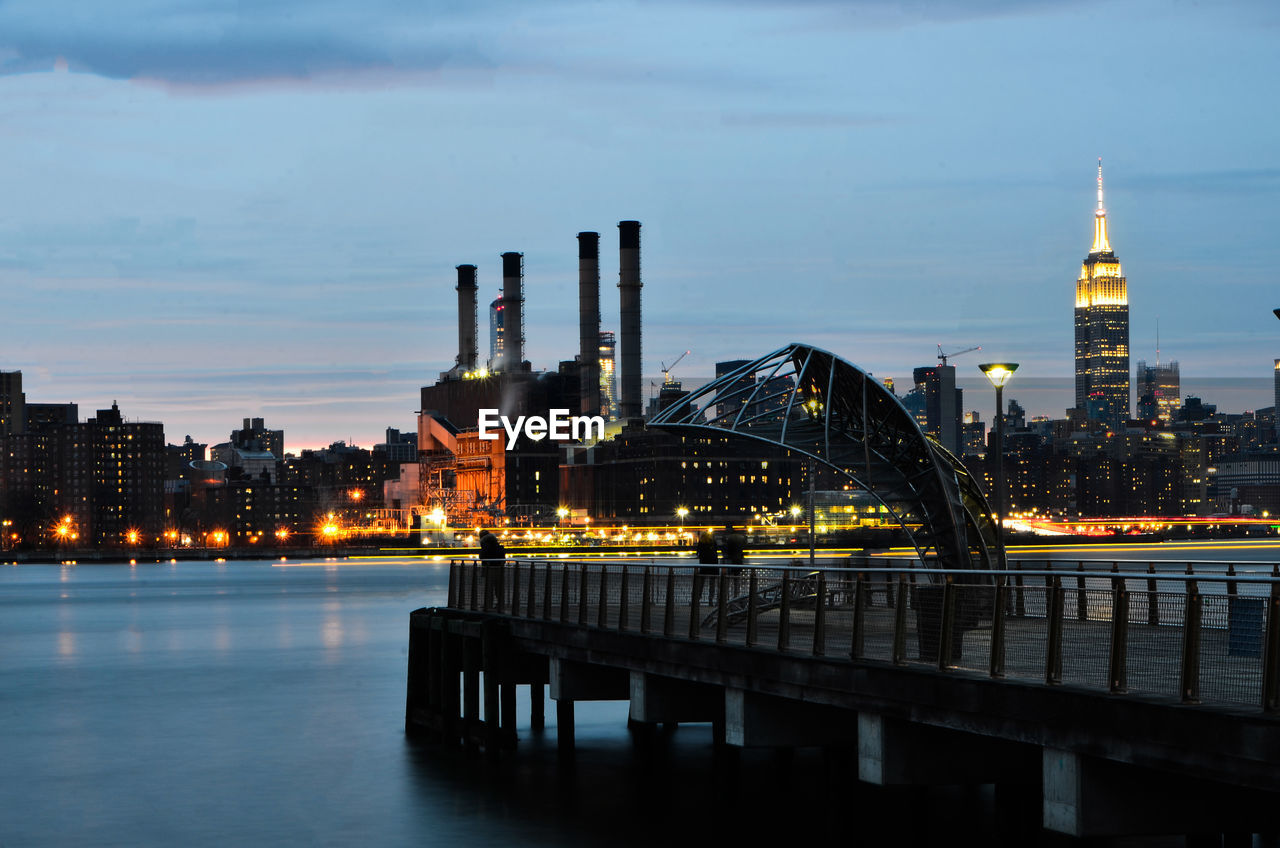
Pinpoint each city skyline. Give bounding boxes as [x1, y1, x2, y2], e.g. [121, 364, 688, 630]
[1, 1, 1277, 448]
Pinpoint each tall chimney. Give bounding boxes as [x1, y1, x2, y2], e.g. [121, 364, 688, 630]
[501, 252, 525, 372]
[578, 232, 600, 417]
[617, 221, 642, 420]
[455, 264, 478, 373]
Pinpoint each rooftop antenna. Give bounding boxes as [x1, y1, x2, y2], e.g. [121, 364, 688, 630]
[1156, 315, 1161, 367]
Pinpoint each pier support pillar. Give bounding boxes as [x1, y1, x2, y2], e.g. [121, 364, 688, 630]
[628, 672, 722, 725]
[549, 658, 629, 702]
[556, 699, 575, 756]
[530, 681, 545, 730]
[1044, 749, 1280, 838]
[725, 689, 857, 748]
[858, 714, 1033, 786]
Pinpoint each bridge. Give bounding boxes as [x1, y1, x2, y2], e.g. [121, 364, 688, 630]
[408, 556, 1280, 841]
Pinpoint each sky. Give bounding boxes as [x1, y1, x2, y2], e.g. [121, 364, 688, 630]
[1, 0, 1277, 450]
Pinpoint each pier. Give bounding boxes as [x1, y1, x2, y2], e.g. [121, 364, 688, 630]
[407, 557, 1280, 840]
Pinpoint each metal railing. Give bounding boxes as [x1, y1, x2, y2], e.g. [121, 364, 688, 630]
[446, 557, 1280, 715]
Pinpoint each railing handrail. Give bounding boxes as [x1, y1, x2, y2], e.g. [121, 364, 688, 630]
[449, 557, 1280, 585]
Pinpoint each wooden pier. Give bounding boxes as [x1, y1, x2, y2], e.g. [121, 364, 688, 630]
[407, 558, 1280, 839]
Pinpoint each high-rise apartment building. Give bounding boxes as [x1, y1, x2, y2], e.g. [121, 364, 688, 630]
[0, 371, 24, 437]
[1074, 160, 1130, 428]
[910, 364, 963, 456]
[1136, 360, 1180, 423]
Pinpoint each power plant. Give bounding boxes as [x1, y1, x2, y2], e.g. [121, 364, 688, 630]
[417, 222, 840, 535]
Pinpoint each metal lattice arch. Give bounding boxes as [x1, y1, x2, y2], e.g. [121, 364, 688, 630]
[648, 344, 1000, 570]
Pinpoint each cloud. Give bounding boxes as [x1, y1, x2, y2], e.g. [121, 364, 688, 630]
[0, 0, 499, 85]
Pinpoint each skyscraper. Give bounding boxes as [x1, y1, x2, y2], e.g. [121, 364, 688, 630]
[1074, 159, 1130, 428]
[1136, 360, 1180, 423]
[910, 364, 963, 456]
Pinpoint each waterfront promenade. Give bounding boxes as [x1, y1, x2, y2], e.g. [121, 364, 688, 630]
[409, 554, 1280, 840]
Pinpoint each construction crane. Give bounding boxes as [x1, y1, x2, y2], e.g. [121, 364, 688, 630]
[937, 344, 980, 367]
[661, 350, 691, 386]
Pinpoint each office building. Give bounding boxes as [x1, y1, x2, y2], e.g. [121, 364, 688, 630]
[1136, 360, 1181, 423]
[1074, 159, 1130, 428]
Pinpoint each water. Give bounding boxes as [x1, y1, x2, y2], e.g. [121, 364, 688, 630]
[0, 558, 895, 847]
[3, 550, 1267, 846]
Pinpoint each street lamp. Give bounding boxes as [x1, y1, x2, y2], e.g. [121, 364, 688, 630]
[676, 506, 688, 530]
[979, 362, 1019, 568]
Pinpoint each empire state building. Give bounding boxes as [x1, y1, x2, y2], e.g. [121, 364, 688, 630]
[1074, 159, 1129, 426]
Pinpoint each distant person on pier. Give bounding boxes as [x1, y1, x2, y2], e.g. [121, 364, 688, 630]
[478, 529, 506, 610]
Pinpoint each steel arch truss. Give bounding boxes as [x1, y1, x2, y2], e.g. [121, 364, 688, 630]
[648, 344, 1000, 570]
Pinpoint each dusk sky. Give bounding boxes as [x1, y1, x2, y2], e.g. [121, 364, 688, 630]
[1, 0, 1277, 450]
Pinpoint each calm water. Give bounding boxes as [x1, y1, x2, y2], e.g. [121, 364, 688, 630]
[0, 557, 906, 847]
[3, 548, 1269, 846]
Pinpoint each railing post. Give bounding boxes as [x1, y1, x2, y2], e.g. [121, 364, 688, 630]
[526, 562, 537, 618]
[504, 563, 514, 617]
[989, 577, 1006, 678]
[597, 565, 609, 630]
[1146, 563, 1158, 625]
[471, 564, 480, 612]
[1076, 561, 1088, 621]
[812, 573, 827, 657]
[1013, 560, 1026, 618]
[746, 570, 759, 648]
[663, 569, 676, 637]
[850, 572, 866, 661]
[777, 571, 792, 652]
[1263, 581, 1280, 713]
[1226, 563, 1238, 598]
[448, 560, 458, 608]
[1180, 579, 1202, 705]
[688, 571, 704, 640]
[1109, 566, 1129, 694]
[559, 564, 570, 623]
[937, 574, 956, 669]
[716, 571, 729, 644]
[617, 565, 630, 631]
[1045, 575, 1064, 685]
[578, 563, 589, 626]
[541, 563, 552, 620]
[892, 574, 908, 666]
[640, 567, 652, 634]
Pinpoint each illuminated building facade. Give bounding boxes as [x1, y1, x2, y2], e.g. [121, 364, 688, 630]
[1136, 360, 1180, 423]
[1074, 160, 1130, 428]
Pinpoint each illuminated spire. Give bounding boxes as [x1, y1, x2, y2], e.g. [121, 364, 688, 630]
[1091, 157, 1111, 254]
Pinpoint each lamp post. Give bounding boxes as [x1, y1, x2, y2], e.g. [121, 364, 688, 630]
[676, 506, 688, 532]
[979, 362, 1019, 569]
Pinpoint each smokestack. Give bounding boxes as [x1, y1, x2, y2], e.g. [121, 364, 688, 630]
[501, 252, 525, 372]
[578, 232, 600, 417]
[455, 264, 478, 373]
[617, 221, 642, 420]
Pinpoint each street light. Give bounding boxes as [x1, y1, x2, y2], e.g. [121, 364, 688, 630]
[979, 362, 1019, 569]
[676, 506, 688, 530]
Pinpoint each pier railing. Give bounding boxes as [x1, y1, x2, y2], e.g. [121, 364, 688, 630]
[446, 558, 1280, 715]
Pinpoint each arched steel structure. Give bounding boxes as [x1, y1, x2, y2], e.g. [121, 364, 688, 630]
[648, 344, 1000, 570]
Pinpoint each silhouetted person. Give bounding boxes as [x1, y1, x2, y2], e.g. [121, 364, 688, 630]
[479, 529, 505, 609]
[696, 531, 719, 602]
